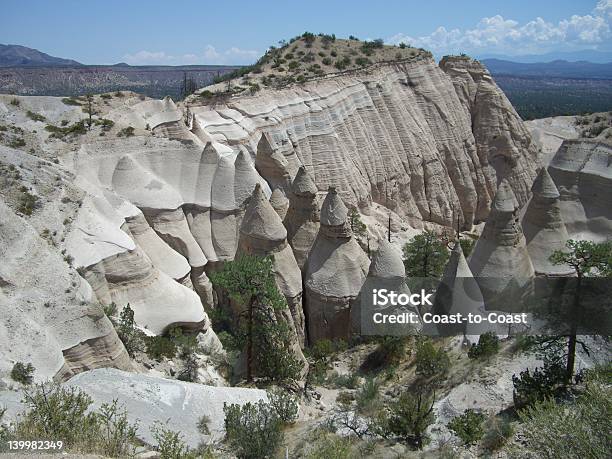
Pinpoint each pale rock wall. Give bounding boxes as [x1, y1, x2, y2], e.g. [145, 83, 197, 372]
[548, 140, 612, 242]
[190, 57, 539, 230]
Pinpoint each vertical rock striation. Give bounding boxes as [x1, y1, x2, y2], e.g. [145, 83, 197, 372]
[284, 166, 321, 270]
[468, 178, 535, 311]
[304, 187, 370, 343]
[521, 168, 572, 276]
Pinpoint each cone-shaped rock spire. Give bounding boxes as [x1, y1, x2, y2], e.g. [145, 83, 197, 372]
[285, 166, 321, 269]
[522, 168, 572, 276]
[469, 178, 535, 311]
[238, 184, 307, 349]
[270, 188, 289, 220]
[304, 187, 369, 343]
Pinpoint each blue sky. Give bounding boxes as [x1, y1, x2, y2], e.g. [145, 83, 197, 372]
[2, 0, 611, 65]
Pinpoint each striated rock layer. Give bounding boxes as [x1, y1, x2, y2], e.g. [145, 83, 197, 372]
[190, 56, 539, 229]
[304, 187, 370, 343]
[521, 167, 572, 276]
[468, 179, 535, 312]
[547, 140, 612, 242]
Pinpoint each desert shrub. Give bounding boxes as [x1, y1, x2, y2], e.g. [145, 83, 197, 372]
[356, 378, 380, 413]
[327, 371, 359, 389]
[518, 382, 611, 458]
[447, 409, 485, 445]
[305, 431, 352, 459]
[146, 335, 177, 360]
[13, 384, 137, 456]
[384, 391, 435, 449]
[481, 415, 514, 451]
[307, 339, 346, 385]
[223, 399, 283, 459]
[8, 137, 26, 148]
[403, 230, 449, 280]
[117, 126, 135, 137]
[18, 190, 39, 215]
[26, 110, 46, 122]
[11, 362, 35, 385]
[459, 238, 475, 257]
[10, 98, 20, 106]
[61, 97, 82, 106]
[399, 42, 407, 49]
[355, 57, 371, 67]
[512, 351, 566, 409]
[197, 415, 211, 435]
[468, 332, 499, 360]
[94, 118, 114, 131]
[362, 337, 407, 372]
[100, 93, 112, 100]
[177, 345, 198, 382]
[415, 339, 450, 378]
[334, 57, 351, 70]
[268, 389, 299, 424]
[322, 57, 332, 66]
[288, 60, 299, 70]
[45, 120, 87, 139]
[151, 422, 194, 459]
[348, 208, 367, 238]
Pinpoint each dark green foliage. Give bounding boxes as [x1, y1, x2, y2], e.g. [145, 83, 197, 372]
[468, 332, 499, 360]
[334, 56, 351, 70]
[306, 338, 346, 385]
[459, 238, 475, 257]
[11, 362, 35, 385]
[415, 339, 450, 378]
[117, 126, 135, 137]
[512, 359, 566, 409]
[223, 400, 284, 459]
[355, 57, 371, 67]
[399, 42, 407, 49]
[268, 389, 299, 424]
[384, 391, 435, 449]
[210, 255, 303, 384]
[402, 230, 449, 279]
[114, 303, 144, 357]
[61, 97, 83, 106]
[356, 378, 380, 413]
[93, 118, 114, 131]
[361, 336, 407, 372]
[348, 208, 367, 238]
[146, 335, 177, 360]
[322, 57, 332, 66]
[45, 120, 87, 139]
[549, 239, 611, 276]
[447, 409, 485, 445]
[10, 98, 20, 106]
[8, 137, 26, 148]
[26, 110, 46, 122]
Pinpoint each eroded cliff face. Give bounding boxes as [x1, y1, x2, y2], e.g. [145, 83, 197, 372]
[189, 56, 539, 229]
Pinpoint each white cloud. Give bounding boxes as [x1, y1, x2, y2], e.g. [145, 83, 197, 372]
[387, 0, 612, 56]
[122, 46, 260, 65]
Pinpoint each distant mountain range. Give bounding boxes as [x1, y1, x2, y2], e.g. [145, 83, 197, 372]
[478, 50, 612, 64]
[0, 44, 82, 67]
[481, 58, 612, 79]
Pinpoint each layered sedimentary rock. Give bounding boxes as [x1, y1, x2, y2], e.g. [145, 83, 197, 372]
[468, 179, 535, 311]
[270, 188, 289, 220]
[304, 187, 370, 342]
[433, 243, 487, 344]
[521, 168, 572, 276]
[0, 199, 131, 382]
[284, 166, 321, 269]
[356, 239, 420, 336]
[238, 184, 306, 349]
[190, 56, 539, 229]
[548, 140, 612, 242]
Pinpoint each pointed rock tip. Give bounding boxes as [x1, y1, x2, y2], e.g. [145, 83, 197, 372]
[531, 168, 560, 199]
[492, 178, 519, 213]
[292, 166, 318, 196]
[270, 188, 288, 206]
[320, 186, 348, 226]
[257, 132, 274, 154]
[234, 149, 252, 169]
[370, 239, 405, 278]
[446, 241, 475, 279]
[241, 183, 286, 240]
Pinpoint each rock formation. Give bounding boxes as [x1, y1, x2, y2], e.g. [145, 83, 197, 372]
[270, 188, 289, 220]
[468, 178, 535, 312]
[190, 56, 539, 229]
[65, 368, 268, 448]
[433, 242, 488, 344]
[284, 166, 321, 269]
[548, 140, 612, 242]
[238, 183, 306, 350]
[304, 187, 370, 343]
[0, 199, 131, 382]
[356, 239, 420, 336]
[521, 167, 573, 276]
